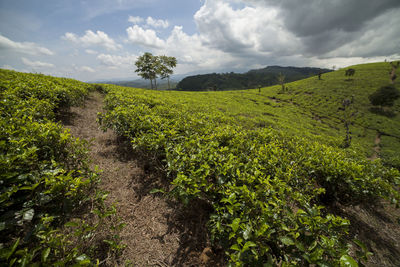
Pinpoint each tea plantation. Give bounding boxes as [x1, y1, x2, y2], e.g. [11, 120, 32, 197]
[1, 61, 400, 266]
[98, 62, 400, 265]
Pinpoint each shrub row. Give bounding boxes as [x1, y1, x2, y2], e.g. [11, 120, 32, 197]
[0, 70, 115, 265]
[99, 86, 400, 266]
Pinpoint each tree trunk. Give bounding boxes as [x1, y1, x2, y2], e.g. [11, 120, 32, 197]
[154, 78, 157, 90]
[168, 77, 170, 90]
[390, 70, 396, 84]
[343, 121, 351, 148]
[150, 79, 153, 89]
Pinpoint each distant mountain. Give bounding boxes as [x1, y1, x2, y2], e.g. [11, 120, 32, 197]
[176, 66, 332, 91]
[97, 78, 178, 90]
[92, 72, 195, 90]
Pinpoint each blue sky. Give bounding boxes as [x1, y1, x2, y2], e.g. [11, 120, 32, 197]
[1, 0, 400, 81]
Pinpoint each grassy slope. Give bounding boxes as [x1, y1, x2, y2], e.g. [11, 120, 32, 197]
[106, 62, 400, 165]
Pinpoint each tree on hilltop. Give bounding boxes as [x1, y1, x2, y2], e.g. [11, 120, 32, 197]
[158, 55, 177, 89]
[135, 52, 158, 89]
[340, 96, 356, 148]
[345, 68, 355, 77]
[277, 72, 286, 92]
[369, 85, 400, 108]
[135, 53, 177, 90]
[389, 61, 399, 84]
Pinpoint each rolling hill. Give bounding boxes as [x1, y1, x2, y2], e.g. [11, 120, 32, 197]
[176, 65, 332, 91]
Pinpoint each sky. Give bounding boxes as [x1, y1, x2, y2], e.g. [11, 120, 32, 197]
[1, 0, 400, 81]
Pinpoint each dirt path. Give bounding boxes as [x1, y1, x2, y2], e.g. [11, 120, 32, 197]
[369, 132, 381, 160]
[61, 92, 221, 266]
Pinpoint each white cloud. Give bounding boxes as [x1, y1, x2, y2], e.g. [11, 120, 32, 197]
[0, 34, 54, 56]
[97, 53, 137, 68]
[163, 26, 232, 69]
[193, 1, 300, 56]
[21, 57, 54, 68]
[123, 0, 304, 74]
[85, 49, 98, 55]
[126, 25, 165, 48]
[62, 30, 122, 51]
[128, 15, 144, 24]
[63, 32, 78, 43]
[309, 54, 400, 70]
[76, 65, 95, 73]
[4, 0, 398, 82]
[146, 17, 169, 28]
[140, 1, 300, 73]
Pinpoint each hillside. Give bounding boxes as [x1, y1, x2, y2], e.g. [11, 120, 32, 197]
[99, 61, 400, 265]
[106, 62, 400, 166]
[2, 62, 400, 266]
[171, 63, 399, 166]
[176, 65, 332, 91]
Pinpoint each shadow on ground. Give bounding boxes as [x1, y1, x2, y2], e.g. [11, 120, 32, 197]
[331, 201, 400, 267]
[105, 136, 224, 266]
[369, 107, 397, 118]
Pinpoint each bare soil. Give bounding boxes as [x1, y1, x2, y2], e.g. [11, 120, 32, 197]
[369, 132, 381, 161]
[60, 92, 223, 266]
[333, 201, 400, 266]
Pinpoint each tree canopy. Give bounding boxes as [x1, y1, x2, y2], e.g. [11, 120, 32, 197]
[369, 85, 400, 107]
[134, 53, 177, 90]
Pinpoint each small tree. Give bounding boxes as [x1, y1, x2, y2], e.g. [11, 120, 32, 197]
[135, 52, 158, 89]
[369, 85, 400, 108]
[135, 53, 177, 90]
[277, 72, 285, 92]
[389, 61, 399, 84]
[340, 96, 356, 148]
[345, 68, 355, 77]
[158, 55, 177, 89]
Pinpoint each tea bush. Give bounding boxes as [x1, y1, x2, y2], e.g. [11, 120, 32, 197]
[0, 69, 122, 266]
[99, 85, 400, 265]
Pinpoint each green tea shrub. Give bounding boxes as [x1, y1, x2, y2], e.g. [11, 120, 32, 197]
[99, 85, 400, 265]
[0, 69, 122, 266]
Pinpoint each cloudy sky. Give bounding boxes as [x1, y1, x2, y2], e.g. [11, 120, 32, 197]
[1, 0, 400, 81]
